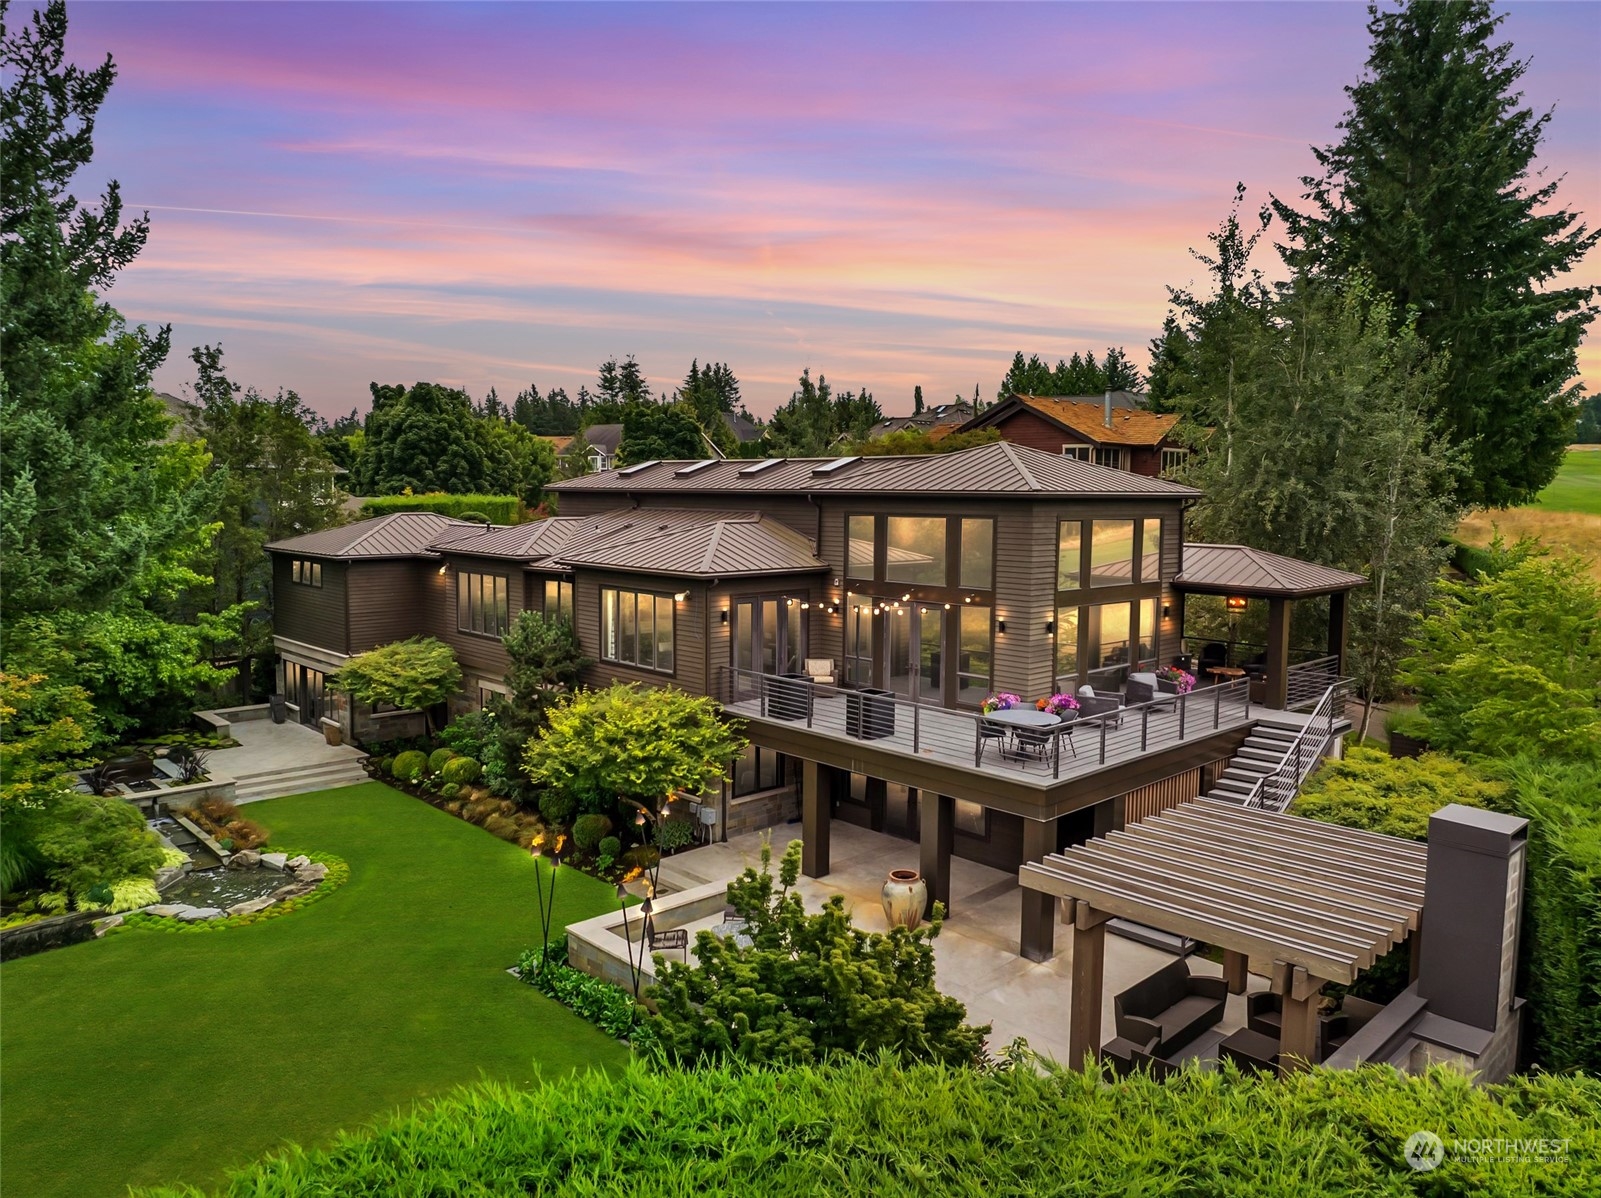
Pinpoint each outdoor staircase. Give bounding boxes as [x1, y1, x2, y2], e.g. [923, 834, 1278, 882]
[1204, 715, 1309, 805]
[231, 757, 370, 804]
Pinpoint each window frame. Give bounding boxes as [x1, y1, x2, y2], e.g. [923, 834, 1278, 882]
[1092, 446, 1123, 470]
[600, 585, 677, 675]
[543, 577, 573, 622]
[1160, 446, 1188, 475]
[457, 570, 511, 638]
[1061, 445, 1090, 461]
[289, 558, 323, 588]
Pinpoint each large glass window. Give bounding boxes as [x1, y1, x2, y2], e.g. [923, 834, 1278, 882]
[957, 605, 992, 705]
[1139, 520, 1162, 584]
[601, 587, 675, 673]
[844, 592, 875, 686]
[1089, 520, 1136, 586]
[1057, 521, 1082, 591]
[457, 571, 509, 636]
[886, 517, 946, 586]
[733, 744, 783, 797]
[846, 514, 875, 579]
[1054, 606, 1080, 691]
[959, 519, 993, 590]
[1088, 601, 1133, 683]
[1136, 596, 1159, 668]
[543, 578, 573, 622]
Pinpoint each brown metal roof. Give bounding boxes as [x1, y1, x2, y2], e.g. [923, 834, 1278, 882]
[266, 512, 473, 560]
[549, 441, 1199, 500]
[1019, 797, 1427, 984]
[1175, 544, 1367, 598]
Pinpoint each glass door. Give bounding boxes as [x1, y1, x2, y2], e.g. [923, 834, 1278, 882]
[887, 605, 945, 704]
[733, 596, 808, 693]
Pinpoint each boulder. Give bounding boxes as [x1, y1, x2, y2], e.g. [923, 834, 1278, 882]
[286, 855, 311, 871]
[145, 905, 188, 918]
[227, 850, 261, 870]
[93, 915, 124, 936]
[225, 896, 277, 917]
[178, 907, 224, 921]
[259, 852, 288, 872]
[297, 862, 328, 883]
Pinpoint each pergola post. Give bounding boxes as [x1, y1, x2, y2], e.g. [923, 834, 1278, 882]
[919, 792, 953, 919]
[1327, 590, 1349, 674]
[1067, 901, 1109, 1067]
[1264, 597, 1292, 709]
[1020, 817, 1058, 962]
[1275, 963, 1326, 1073]
[1222, 949, 1249, 995]
[801, 759, 830, 879]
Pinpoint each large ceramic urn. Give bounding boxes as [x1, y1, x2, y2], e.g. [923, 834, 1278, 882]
[880, 869, 928, 931]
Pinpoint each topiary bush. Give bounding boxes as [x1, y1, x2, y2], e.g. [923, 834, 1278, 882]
[442, 756, 481, 785]
[597, 835, 621, 863]
[572, 813, 613, 854]
[538, 788, 577, 829]
[391, 750, 429, 782]
[427, 747, 456, 775]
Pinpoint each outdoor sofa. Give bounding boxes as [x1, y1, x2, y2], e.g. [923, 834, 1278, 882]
[1113, 959, 1228, 1056]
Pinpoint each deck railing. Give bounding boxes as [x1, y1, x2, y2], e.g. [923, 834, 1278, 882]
[1243, 678, 1349, 813]
[1285, 655, 1342, 711]
[713, 666, 1253, 781]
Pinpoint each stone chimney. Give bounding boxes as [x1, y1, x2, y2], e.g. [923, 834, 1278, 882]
[1104, 389, 1114, 429]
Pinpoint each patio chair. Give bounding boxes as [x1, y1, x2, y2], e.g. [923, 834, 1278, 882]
[647, 926, 689, 962]
[1099, 1031, 1159, 1078]
[1124, 673, 1178, 712]
[1198, 642, 1228, 674]
[1076, 686, 1124, 727]
[804, 658, 837, 686]
[1246, 993, 1349, 1059]
[976, 718, 1010, 763]
[1113, 959, 1227, 1056]
[1013, 715, 1061, 762]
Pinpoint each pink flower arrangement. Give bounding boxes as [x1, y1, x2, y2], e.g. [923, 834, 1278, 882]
[981, 692, 1021, 714]
[1156, 666, 1196, 694]
[1036, 693, 1080, 716]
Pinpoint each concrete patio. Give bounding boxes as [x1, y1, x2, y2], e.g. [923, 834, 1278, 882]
[657, 820, 1262, 1065]
[202, 713, 369, 803]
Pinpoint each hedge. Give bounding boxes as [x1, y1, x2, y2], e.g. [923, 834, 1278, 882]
[359, 494, 526, 524]
[139, 1058, 1599, 1196]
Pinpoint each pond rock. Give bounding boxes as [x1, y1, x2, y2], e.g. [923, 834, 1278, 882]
[93, 915, 124, 936]
[177, 907, 224, 921]
[286, 855, 310, 871]
[226, 850, 261, 870]
[145, 905, 188, 918]
[297, 862, 328, 883]
[226, 896, 277, 916]
[259, 852, 288, 872]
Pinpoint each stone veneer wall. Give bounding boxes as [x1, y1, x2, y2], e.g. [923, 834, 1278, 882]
[724, 785, 799, 841]
[565, 881, 731, 994]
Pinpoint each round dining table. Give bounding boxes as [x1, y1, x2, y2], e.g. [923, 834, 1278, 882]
[983, 708, 1061, 731]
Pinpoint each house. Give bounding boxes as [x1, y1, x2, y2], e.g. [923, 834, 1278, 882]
[579, 423, 624, 472]
[267, 441, 1358, 924]
[959, 392, 1187, 476]
[721, 410, 763, 445]
[863, 400, 974, 440]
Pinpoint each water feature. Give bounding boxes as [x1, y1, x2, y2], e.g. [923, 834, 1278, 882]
[160, 867, 289, 908]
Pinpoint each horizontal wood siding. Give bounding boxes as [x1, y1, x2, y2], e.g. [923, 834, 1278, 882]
[346, 561, 428, 652]
[433, 554, 525, 683]
[994, 503, 1053, 699]
[574, 570, 709, 697]
[271, 555, 349, 655]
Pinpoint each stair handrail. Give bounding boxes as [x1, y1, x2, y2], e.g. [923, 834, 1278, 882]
[1243, 680, 1348, 813]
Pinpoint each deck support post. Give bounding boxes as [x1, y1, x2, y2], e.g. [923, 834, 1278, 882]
[1265, 597, 1292, 709]
[1019, 817, 1058, 962]
[801, 758, 830, 879]
[1067, 901, 1109, 1067]
[919, 792, 953, 919]
[1222, 949, 1249, 995]
[865, 776, 887, 833]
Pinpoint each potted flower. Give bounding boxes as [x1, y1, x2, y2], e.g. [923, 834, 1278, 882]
[1155, 665, 1196, 694]
[1036, 693, 1080, 716]
[980, 692, 1021, 714]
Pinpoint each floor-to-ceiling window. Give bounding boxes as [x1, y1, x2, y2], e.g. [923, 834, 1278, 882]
[1056, 515, 1164, 690]
[732, 596, 807, 678]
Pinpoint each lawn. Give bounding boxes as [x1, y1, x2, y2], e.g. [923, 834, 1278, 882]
[1457, 448, 1601, 578]
[0, 782, 629, 1198]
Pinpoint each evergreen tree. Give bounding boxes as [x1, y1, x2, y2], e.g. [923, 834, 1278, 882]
[766, 369, 836, 456]
[617, 403, 706, 465]
[913, 385, 924, 414]
[1274, 0, 1597, 507]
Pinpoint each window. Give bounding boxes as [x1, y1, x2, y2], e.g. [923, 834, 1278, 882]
[886, 516, 946, 586]
[478, 681, 508, 710]
[457, 571, 509, 636]
[543, 578, 573, 622]
[1093, 447, 1123, 470]
[959, 519, 993, 590]
[844, 592, 875, 686]
[1136, 596, 1159, 668]
[289, 559, 322, 587]
[1161, 447, 1188, 475]
[1140, 519, 1162, 584]
[846, 514, 875, 579]
[602, 588, 675, 672]
[957, 605, 992, 705]
[1054, 606, 1079, 691]
[1056, 521, 1082, 591]
[1089, 520, 1136, 586]
[953, 799, 988, 837]
[1088, 601, 1133, 683]
[1061, 445, 1090, 461]
[733, 744, 783, 797]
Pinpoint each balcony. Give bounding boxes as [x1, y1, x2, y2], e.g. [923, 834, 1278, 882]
[714, 666, 1255, 801]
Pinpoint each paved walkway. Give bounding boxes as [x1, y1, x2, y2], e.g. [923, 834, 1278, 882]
[207, 718, 368, 803]
[659, 822, 1261, 1065]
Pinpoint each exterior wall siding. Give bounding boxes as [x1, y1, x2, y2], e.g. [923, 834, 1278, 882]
[573, 570, 709, 696]
[982, 409, 1166, 478]
[346, 561, 429, 652]
[272, 556, 349, 654]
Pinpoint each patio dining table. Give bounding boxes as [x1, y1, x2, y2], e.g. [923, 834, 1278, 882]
[984, 708, 1062, 762]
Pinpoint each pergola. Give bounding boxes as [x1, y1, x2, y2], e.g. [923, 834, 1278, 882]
[1173, 544, 1366, 708]
[1018, 797, 1428, 1071]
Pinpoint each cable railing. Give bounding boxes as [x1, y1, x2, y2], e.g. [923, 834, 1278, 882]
[1243, 678, 1348, 813]
[1285, 655, 1342, 711]
[713, 666, 1254, 781]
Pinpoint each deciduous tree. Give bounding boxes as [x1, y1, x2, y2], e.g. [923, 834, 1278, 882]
[333, 637, 462, 733]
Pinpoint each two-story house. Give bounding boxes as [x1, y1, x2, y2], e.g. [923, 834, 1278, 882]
[960, 392, 1188, 476]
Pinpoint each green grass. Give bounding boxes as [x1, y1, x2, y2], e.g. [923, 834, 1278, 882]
[0, 782, 629, 1198]
[1536, 447, 1601, 514]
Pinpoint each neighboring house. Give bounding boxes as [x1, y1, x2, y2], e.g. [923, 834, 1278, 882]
[267, 441, 1358, 912]
[580, 423, 624, 472]
[721, 410, 763, 445]
[960, 392, 1187, 476]
[864, 400, 974, 440]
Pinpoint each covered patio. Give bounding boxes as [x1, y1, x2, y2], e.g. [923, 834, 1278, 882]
[1019, 797, 1428, 1073]
[1173, 544, 1366, 709]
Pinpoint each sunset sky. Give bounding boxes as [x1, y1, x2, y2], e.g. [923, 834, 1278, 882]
[62, 1, 1601, 420]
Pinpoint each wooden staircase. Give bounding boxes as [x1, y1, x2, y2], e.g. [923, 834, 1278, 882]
[1204, 716, 1309, 805]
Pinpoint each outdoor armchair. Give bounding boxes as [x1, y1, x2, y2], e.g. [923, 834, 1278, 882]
[1113, 960, 1227, 1056]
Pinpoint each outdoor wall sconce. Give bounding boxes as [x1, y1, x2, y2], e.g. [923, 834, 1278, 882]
[996, 619, 1007, 634]
[438, 565, 447, 574]
[719, 610, 729, 624]
[674, 591, 689, 602]
[1045, 620, 1055, 634]
[1226, 595, 1248, 612]
[785, 598, 794, 606]
[1162, 603, 1171, 619]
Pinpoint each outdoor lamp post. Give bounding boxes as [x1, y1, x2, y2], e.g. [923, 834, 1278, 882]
[616, 884, 654, 1004]
[530, 835, 563, 973]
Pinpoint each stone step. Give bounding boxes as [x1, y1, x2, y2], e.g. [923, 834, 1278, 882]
[229, 757, 366, 784]
[234, 762, 372, 803]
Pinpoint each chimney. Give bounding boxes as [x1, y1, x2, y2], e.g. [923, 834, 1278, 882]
[1104, 389, 1114, 429]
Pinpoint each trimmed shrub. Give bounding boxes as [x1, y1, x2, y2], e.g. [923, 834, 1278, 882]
[376, 755, 395, 776]
[537, 788, 577, 829]
[572, 813, 612, 854]
[442, 756, 481, 785]
[360, 493, 526, 524]
[427, 747, 456, 775]
[597, 835, 621, 861]
[621, 845, 659, 873]
[391, 750, 429, 782]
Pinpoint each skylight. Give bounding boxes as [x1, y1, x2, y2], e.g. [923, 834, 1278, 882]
[738, 458, 783, 476]
[674, 459, 718, 477]
[811, 456, 861, 477]
[618, 460, 660, 476]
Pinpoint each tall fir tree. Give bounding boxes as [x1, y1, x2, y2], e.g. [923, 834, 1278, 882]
[1274, 0, 1597, 507]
